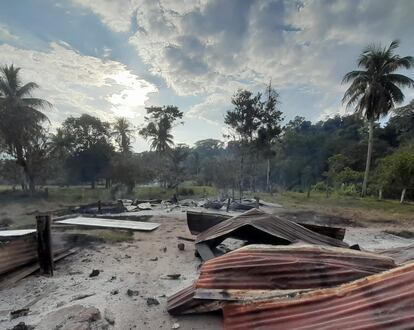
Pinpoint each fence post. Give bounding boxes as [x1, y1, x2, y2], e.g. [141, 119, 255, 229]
[36, 214, 54, 276]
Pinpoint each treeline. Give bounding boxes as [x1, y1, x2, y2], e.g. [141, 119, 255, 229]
[1, 40, 414, 202]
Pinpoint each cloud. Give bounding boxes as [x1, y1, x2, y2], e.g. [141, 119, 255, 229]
[0, 42, 157, 127]
[65, 0, 414, 124]
[0, 24, 19, 42]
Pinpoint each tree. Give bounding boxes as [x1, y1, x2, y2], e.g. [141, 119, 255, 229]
[112, 117, 134, 154]
[0, 65, 51, 192]
[225, 89, 263, 199]
[165, 144, 188, 195]
[139, 106, 183, 153]
[57, 114, 113, 188]
[379, 145, 414, 203]
[342, 40, 414, 197]
[257, 82, 282, 192]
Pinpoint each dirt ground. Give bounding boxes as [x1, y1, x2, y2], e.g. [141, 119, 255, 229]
[1, 206, 414, 330]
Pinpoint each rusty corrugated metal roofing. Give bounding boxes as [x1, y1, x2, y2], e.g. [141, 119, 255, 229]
[197, 244, 395, 290]
[196, 209, 348, 251]
[187, 210, 346, 240]
[167, 244, 395, 315]
[223, 262, 414, 330]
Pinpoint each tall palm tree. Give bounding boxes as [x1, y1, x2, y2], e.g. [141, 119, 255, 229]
[342, 40, 414, 197]
[112, 117, 134, 154]
[0, 65, 51, 191]
[140, 116, 174, 153]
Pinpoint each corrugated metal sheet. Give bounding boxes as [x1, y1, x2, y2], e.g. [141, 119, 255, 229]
[379, 244, 414, 264]
[187, 211, 346, 240]
[167, 244, 395, 315]
[0, 229, 37, 238]
[223, 262, 414, 330]
[196, 209, 349, 251]
[197, 244, 395, 290]
[55, 216, 160, 231]
[0, 234, 37, 275]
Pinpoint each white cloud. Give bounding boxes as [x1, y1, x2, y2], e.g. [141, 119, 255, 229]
[0, 24, 19, 42]
[67, 0, 414, 125]
[0, 42, 157, 126]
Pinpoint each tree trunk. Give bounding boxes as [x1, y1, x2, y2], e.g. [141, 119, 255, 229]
[266, 158, 271, 193]
[91, 180, 95, 189]
[28, 176, 35, 195]
[239, 152, 244, 202]
[400, 188, 406, 204]
[361, 119, 374, 197]
[307, 185, 311, 198]
[378, 188, 383, 200]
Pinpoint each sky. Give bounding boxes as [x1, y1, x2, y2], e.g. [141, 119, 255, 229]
[1, 0, 414, 151]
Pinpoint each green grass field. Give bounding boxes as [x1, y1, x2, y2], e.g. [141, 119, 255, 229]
[0, 185, 413, 231]
[255, 191, 414, 224]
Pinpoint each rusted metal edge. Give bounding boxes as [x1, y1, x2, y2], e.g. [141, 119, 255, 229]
[223, 262, 414, 330]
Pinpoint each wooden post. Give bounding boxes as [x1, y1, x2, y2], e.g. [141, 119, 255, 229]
[226, 198, 231, 212]
[36, 214, 54, 276]
[255, 196, 260, 209]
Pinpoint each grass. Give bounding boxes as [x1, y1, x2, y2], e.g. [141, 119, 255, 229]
[0, 184, 412, 229]
[253, 191, 414, 224]
[0, 184, 218, 230]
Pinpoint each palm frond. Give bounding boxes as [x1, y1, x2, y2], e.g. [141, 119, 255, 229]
[385, 74, 414, 88]
[16, 82, 40, 98]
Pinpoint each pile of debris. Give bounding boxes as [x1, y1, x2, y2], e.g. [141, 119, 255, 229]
[168, 208, 414, 329]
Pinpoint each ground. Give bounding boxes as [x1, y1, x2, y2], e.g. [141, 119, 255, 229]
[1, 187, 414, 329]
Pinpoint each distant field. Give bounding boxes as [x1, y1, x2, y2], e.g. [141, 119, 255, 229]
[0, 184, 219, 229]
[0, 185, 413, 230]
[255, 191, 414, 224]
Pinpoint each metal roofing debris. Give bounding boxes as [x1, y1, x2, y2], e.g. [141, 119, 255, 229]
[223, 262, 414, 330]
[0, 235, 37, 276]
[379, 244, 414, 264]
[195, 209, 348, 260]
[0, 229, 37, 238]
[187, 210, 346, 240]
[167, 244, 395, 315]
[55, 216, 160, 231]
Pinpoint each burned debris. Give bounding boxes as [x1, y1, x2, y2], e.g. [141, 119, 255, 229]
[168, 244, 395, 315]
[166, 207, 414, 329]
[194, 208, 348, 261]
[223, 263, 414, 330]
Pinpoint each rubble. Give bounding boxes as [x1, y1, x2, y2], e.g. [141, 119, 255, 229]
[35, 305, 103, 330]
[146, 297, 160, 306]
[194, 208, 348, 260]
[187, 210, 346, 239]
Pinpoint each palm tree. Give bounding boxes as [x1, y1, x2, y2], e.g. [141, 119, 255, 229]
[0, 65, 51, 192]
[112, 117, 134, 154]
[140, 116, 174, 153]
[342, 40, 414, 197]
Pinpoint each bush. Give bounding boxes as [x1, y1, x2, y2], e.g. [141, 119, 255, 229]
[178, 187, 194, 196]
[337, 184, 359, 196]
[0, 217, 13, 227]
[313, 181, 326, 192]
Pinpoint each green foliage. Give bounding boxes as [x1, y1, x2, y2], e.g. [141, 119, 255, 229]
[112, 117, 134, 154]
[139, 105, 183, 153]
[0, 65, 51, 192]
[57, 114, 114, 187]
[379, 145, 414, 191]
